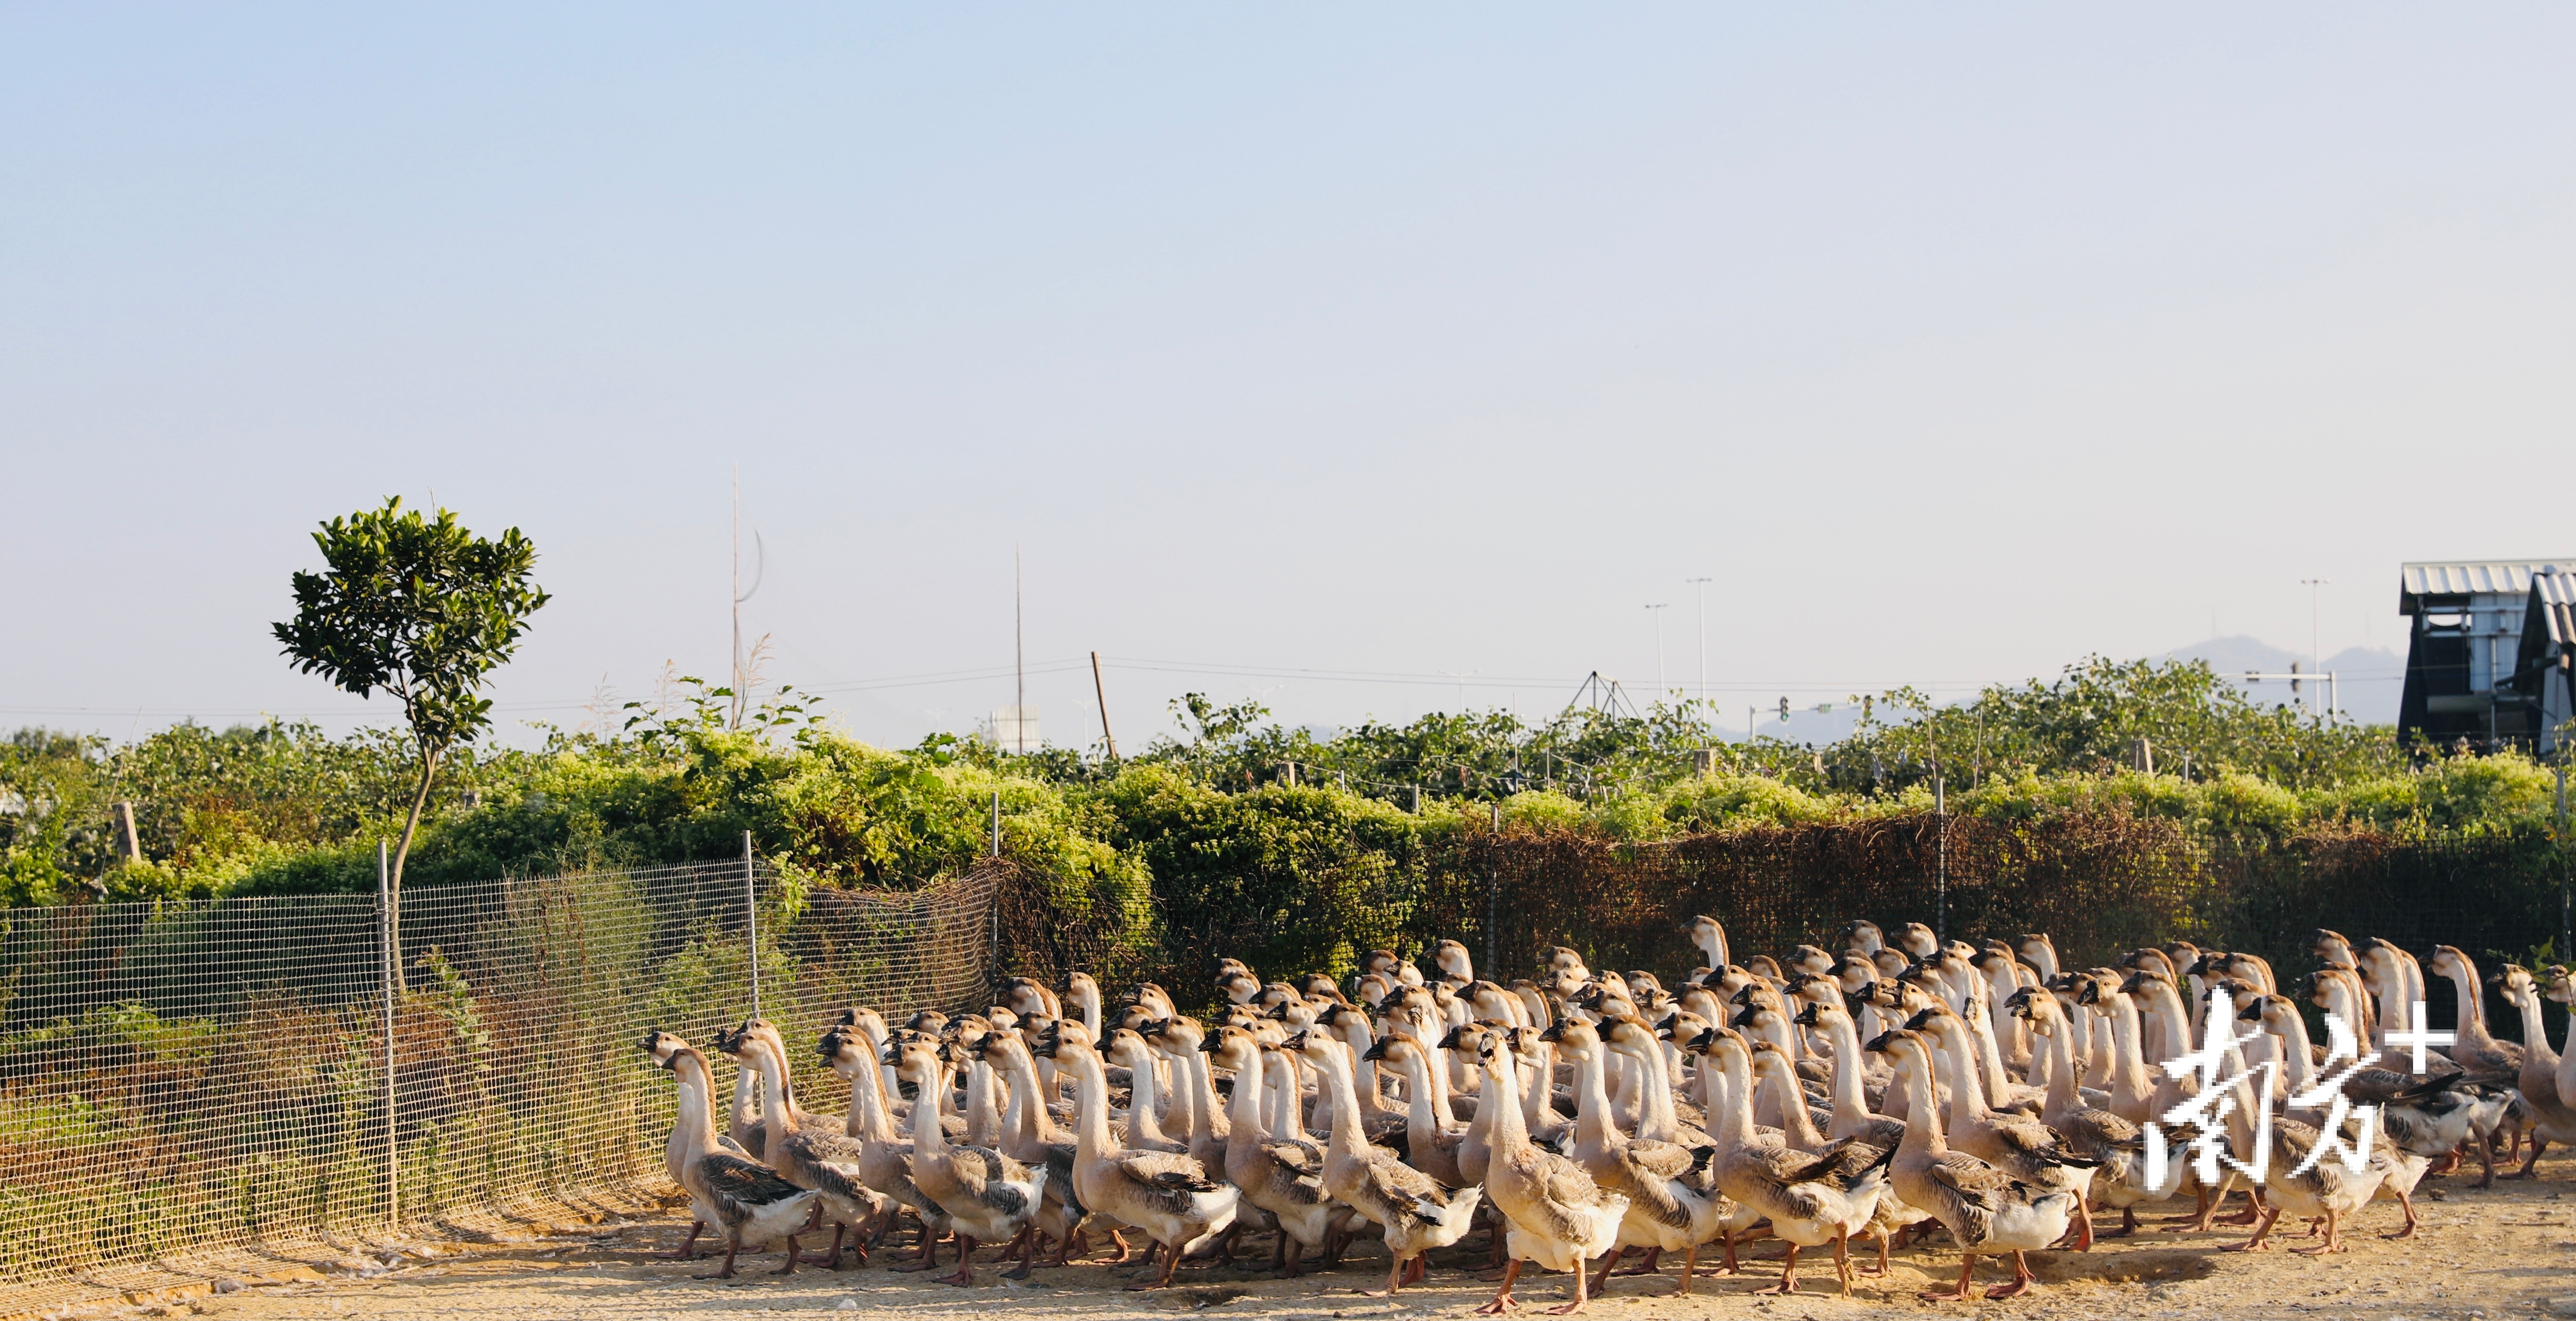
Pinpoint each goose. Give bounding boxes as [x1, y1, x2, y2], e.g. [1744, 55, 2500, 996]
[638, 1030, 754, 1259]
[2190, 996, 2393, 1257]
[1364, 1033, 1470, 1186]
[708, 1023, 773, 1161]
[2293, 970, 2506, 1187]
[2003, 987, 2164, 1237]
[1034, 1024, 1238, 1289]
[976, 1025, 1101, 1270]
[2492, 966, 2576, 1176]
[1102, 1028, 1190, 1156]
[1144, 1016, 1233, 1174]
[1689, 915, 1731, 973]
[1751, 1037, 1921, 1277]
[2237, 993, 2427, 1240]
[1547, 1019, 1734, 1296]
[2424, 946, 2524, 1074]
[1865, 1029, 2075, 1302]
[1312, 1002, 1409, 1148]
[1696, 1027, 1891, 1297]
[1469, 1028, 1628, 1316]
[1790, 1000, 1906, 1150]
[727, 1024, 888, 1270]
[818, 1024, 957, 1272]
[1203, 1025, 1350, 1277]
[1905, 1005, 2098, 1249]
[1280, 1029, 1481, 1297]
[886, 1036, 1047, 1285]
[644, 1041, 820, 1279]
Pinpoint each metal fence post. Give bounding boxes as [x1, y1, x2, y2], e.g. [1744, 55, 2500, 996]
[2559, 761, 2569, 961]
[1933, 764, 1947, 944]
[745, 830, 760, 1019]
[1483, 868, 1498, 977]
[378, 839, 398, 1229]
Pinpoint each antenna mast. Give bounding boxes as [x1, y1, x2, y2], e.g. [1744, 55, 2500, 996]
[1015, 545, 1026, 755]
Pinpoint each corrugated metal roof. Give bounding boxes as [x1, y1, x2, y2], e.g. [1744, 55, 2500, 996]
[2400, 560, 2576, 613]
[2532, 571, 2576, 647]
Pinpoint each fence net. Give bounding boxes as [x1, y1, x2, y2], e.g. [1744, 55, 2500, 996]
[993, 817, 2569, 1041]
[0, 859, 1000, 1314]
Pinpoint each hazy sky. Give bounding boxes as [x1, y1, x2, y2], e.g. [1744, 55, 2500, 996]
[5, 5, 2568, 751]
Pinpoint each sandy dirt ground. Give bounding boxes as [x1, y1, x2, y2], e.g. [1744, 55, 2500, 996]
[27, 1151, 2576, 1321]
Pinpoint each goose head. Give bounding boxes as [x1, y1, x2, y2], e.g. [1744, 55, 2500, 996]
[1355, 972, 1394, 1008]
[1434, 939, 1475, 983]
[1838, 919, 1883, 955]
[1870, 948, 1913, 981]
[1658, 1009, 1711, 1047]
[1894, 922, 1939, 959]
[1214, 971, 1263, 1005]
[1064, 969, 1101, 1002]
[817, 1026, 873, 1077]
[1202, 1024, 1261, 1073]
[638, 1029, 688, 1066]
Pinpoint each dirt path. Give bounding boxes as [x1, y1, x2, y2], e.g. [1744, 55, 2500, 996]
[37, 1153, 2574, 1321]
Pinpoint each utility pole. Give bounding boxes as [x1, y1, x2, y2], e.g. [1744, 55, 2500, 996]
[1091, 651, 1118, 761]
[1014, 547, 1026, 754]
[730, 467, 741, 730]
[1686, 577, 1712, 714]
[1646, 604, 1670, 700]
[2302, 578, 2331, 721]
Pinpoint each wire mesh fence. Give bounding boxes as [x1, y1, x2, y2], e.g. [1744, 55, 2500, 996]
[992, 815, 2571, 1037]
[0, 856, 1001, 1313]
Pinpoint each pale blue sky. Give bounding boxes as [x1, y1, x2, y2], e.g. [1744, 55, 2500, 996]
[3, 5, 2567, 749]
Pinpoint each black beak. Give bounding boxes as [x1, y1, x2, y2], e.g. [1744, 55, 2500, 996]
[1196, 1034, 1219, 1053]
[1728, 1005, 1758, 1029]
[1360, 1038, 1391, 1062]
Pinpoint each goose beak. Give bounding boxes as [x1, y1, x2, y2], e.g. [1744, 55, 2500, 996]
[1360, 1039, 1391, 1062]
[1728, 1005, 1758, 1029]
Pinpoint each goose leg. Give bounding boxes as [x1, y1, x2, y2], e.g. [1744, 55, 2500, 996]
[701, 1237, 743, 1281]
[2291, 1209, 2343, 1256]
[1862, 1228, 1890, 1277]
[938, 1233, 977, 1285]
[1473, 1258, 1522, 1314]
[1547, 1253, 1594, 1315]
[1404, 1252, 1429, 1285]
[1362, 1252, 1406, 1298]
[661, 1221, 705, 1259]
[2513, 1136, 2550, 1180]
[1919, 1251, 1975, 1303]
[1003, 1226, 1039, 1280]
[2103, 1205, 2139, 1238]
[823, 1222, 847, 1269]
[2382, 1184, 2421, 1239]
[1587, 1247, 1625, 1296]
[1612, 1246, 1662, 1276]
[1983, 1250, 2035, 1299]
[1673, 1244, 1697, 1296]
[2222, 1202, 2283, 1253]
[1752, 1243, 1801, 1296]
[1127, 1237, 1185, 1291]
[1832, 1231, 1853, 1297]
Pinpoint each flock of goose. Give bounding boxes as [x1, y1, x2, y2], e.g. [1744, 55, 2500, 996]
[635, 918, 2548, 1308]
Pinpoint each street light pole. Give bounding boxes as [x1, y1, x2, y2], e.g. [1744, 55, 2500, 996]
[1686, 577, 1712, 715]
[2301, 578, 2331, 721]
[1645, 604, 1670, 701]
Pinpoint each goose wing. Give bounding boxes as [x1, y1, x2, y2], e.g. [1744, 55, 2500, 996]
[699, 1153, 807, 1219]
[1623, 1139, 1697, 1182]
[1925, 1151, 2018, 1214]
[1110, 1149, 1224, 1215]
[1360, 1145, 1460, 1215]
[1992, 1115, 2098, 1168]
[1259, 1139, 1333, 1203]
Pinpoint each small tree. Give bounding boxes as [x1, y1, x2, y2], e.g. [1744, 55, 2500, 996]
[274, 498, 548, 977]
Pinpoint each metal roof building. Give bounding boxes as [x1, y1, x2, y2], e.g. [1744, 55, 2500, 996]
[2399, 559, 2576, 752]
[2513, 569, 2576, 756]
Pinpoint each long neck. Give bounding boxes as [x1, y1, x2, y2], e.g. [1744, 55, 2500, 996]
[1622, 1045, 1683, 1141]
[1185, 1049, 1224, 1142]
[1124, 1053, 1173, 1143]
[2026, 945, 2059, 982]
[1571, 1048, 1617, 1151]
[675, 1056, 721, 1154]
[1823, 1014, 1874, 1132]
[2106, 998, 2151, 1095]
[909, 1063, 949, 1155]
[1962, 1001, 2014, 1103]
[1935, 1022, 1988, 1129]
[1396, 1049, 1441, 1140]
[965, 1058, 1000, 1139]
[1895, 1056, 1943, 1157]
[1483, 1050, 1531, 1151]
[1520, 1044, 1554, 1133]
[1065, 1049, 1113, 1159]
[1155, 1048, 1197, 1134]
[1714, 1052, 1757, 1148]
[2269, 1012, 2320, 1093]
[1227, 1047, 1267, 1141]
[748, 1039, 799, 1131]
[1270, 1050, 1312, 1142]
[1313, 1044, 1369, 1158]
[2444, 961, 2488, 1032]
[2041, 1016, 2080, 1114]
[1076, 988, 1102, 1037]
[730, 1056, 762, 1132]
[1764, 1063, 1827, 1148]
[2512, 992, 2554, 1063]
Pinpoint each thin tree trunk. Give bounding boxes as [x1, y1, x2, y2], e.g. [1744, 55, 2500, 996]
[388, 744, 441, 992]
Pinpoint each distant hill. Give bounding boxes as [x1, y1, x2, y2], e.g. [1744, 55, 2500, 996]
[2161, 636, 2404, 725]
